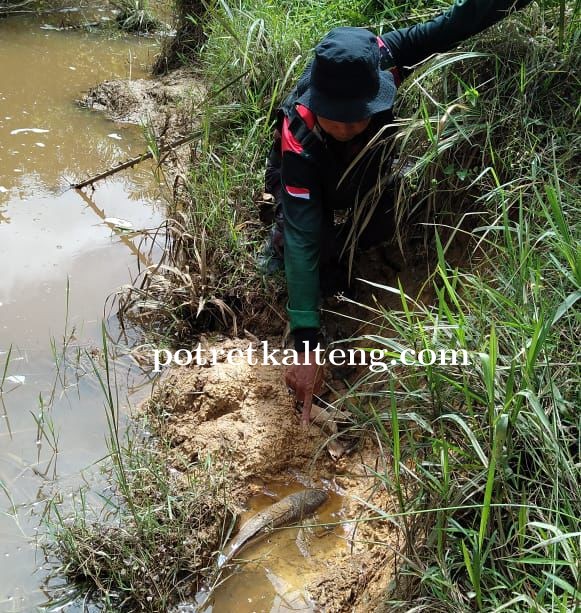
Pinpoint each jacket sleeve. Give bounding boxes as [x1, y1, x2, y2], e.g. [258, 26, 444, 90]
[281, 149, 322, 337]
[380, 0, 532, 77]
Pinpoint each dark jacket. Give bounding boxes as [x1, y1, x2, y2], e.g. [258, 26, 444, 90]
[266, 0, 531, 347]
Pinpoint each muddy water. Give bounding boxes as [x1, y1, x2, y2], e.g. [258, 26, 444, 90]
[201, 482, 348, 613]
[0, 13, 160, 612]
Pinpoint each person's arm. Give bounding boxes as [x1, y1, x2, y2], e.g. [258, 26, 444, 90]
[280, 140, 322, 352]
[279, 116, 326, 424]
[380, 0, 532, 78]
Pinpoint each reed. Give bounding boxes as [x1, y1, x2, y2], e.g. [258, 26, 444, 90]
[43, 324, 236, 611]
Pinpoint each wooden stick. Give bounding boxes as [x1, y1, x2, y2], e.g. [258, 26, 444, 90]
[74, 187, 153, 268]
[70, 132, 196, 190]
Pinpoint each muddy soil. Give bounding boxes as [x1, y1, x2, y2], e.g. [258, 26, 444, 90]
[79, 68, 203, 174]
[144, 336, 403, 612]
[80, 67, 202, 132]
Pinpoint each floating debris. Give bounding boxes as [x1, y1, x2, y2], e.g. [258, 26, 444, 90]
[10, 128, 49, 135]
[5, 376, 26, 385]
[104, 217, 133, 230]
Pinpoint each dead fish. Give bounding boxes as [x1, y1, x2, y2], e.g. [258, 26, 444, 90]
[217, 488, 328, 568]
[190, 489, 329, 612]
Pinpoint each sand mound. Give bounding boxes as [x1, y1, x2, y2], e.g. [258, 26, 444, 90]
[144, 337, 401, 611]
[145, 337, 338, 486]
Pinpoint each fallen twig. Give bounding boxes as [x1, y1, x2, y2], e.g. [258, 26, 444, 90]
[70, 132, 197, 190]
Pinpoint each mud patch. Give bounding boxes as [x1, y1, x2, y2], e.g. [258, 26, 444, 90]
[79, 67, 203, 139]
[145, 337, 337, 485]
[309, 445, 402, 613]
[144, 337, 402, 611]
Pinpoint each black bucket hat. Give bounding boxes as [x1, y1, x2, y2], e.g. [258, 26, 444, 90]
[297, 27, 396, 123]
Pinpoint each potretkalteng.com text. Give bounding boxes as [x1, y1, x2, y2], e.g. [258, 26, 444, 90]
[152, 342, 471, 373]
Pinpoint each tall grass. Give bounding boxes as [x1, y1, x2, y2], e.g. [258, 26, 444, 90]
[120, 0, 398, 339]
[333, 6, 580, 609]
[0, 344, 12, 395]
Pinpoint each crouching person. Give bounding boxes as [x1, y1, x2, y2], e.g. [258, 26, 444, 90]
[261, 0, 531, 423]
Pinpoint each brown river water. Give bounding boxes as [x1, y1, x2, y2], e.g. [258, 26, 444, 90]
[0, 10, 161, 612]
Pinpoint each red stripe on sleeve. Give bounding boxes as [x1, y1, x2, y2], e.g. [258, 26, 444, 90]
[281, 116, 303, 155]
[296, 104, 316, 130]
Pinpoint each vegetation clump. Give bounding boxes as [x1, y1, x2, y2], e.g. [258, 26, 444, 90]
[112, 0, 161, 33]
[47, 428, 235, 611]
[120, 0, 393, 340]
[44, 340, 235, 611]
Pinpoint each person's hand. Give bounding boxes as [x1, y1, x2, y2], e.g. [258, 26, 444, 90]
[285, 351, 324, 425]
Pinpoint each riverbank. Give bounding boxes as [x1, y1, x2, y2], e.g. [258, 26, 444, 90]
[46, 0, 580, 611]
[148, 337, 402, 611]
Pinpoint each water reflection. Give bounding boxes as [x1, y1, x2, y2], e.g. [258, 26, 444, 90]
[0, 12, 162, 612]
[0, 14, 157, 209]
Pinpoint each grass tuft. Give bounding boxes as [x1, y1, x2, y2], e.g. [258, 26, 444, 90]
[43, 328, 235, 611]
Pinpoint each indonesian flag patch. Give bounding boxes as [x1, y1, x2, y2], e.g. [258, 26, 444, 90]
[285, 185, 310, 200]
